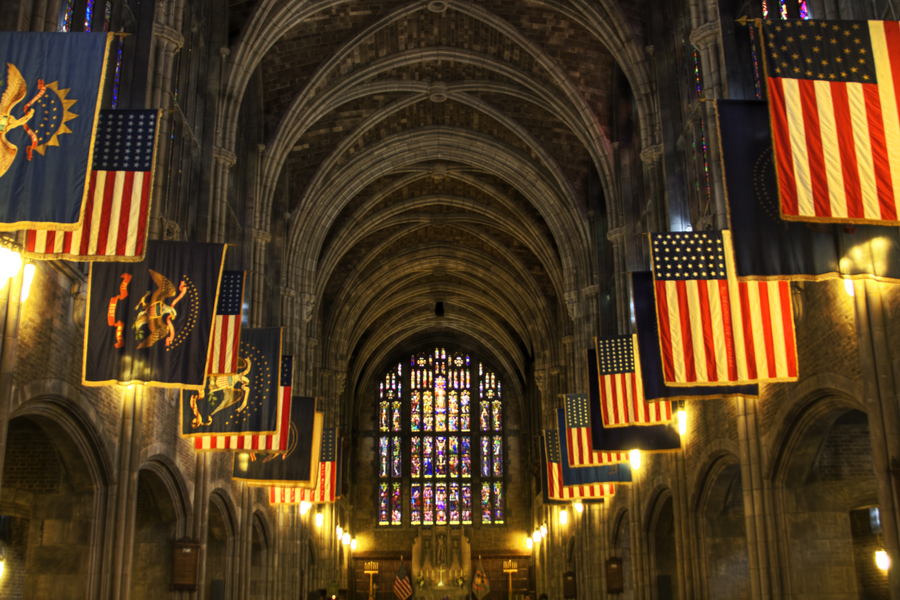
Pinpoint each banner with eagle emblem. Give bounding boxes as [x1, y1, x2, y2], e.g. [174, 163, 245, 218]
[83, 240, 226, 389]
[0, 32, 113, 230]
[180, 329, 290, 449]
[233, 397, 323, 488]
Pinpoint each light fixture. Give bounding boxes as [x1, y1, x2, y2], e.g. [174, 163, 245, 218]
[532, 530, 541, 543]
[844, 278, 855, 297]
[540, 523, 547, 538]
[350, 538, 358, 551]
[876, 550, 890, 571]
[630, 449, 642, 471]
[574, 502, 584, 514]
[677, 408, 687, 436]
[559, 509, 568, 525]
[336, 525, 343, 538]
[0, 246, 21, 288]
[525, 535, 533, 550]
[20, 262, 34, 302]
[299, 501, 311, 515]
[342, 532, 351, 546]
[315, 512, 324, 528]
[0, 550, 4, 581]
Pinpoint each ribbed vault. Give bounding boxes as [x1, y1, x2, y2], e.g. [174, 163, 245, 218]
[223, 0, 651, 420]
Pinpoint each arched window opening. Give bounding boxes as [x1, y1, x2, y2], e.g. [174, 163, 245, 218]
[377, 349, 505, 527]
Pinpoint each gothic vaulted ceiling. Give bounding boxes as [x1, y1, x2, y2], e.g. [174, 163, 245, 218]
[223, 0, 650, 408]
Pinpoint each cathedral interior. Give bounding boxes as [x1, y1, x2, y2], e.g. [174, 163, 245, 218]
[1, 0, 900, 598]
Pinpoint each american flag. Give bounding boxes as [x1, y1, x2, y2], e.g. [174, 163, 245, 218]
[24, 110, 158, 261]
[763, 19, 900, 224]
[393, 562, 413, 600]
[207, 271, 245, 376]
[563, 393, 628, 467]
[543, 430, 615, 501]
[269, 431, 342, 504]
[595, 336, 673, 428]
[651, 231, 798, 385]
[194, 356, 293, 452]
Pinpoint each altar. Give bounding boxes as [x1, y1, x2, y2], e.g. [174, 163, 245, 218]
[412, 584, 470, 600]
[411, 526, 472, 600]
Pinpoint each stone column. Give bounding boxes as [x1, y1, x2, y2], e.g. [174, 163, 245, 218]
[193, 453, 211, 600]
[210, 147, 237, 244]
[639, 144, 666, 233]
[671, 450, 695, 600]
[606, 227, 628, 335]
[250, 229, 271, 327]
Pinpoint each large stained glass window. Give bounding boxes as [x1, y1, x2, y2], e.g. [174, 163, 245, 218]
[377, 349, 504, 526]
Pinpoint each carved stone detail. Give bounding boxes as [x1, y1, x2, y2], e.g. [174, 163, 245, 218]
[300, 293, 316, 323]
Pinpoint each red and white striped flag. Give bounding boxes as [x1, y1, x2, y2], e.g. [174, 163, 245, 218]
[543, 430, 615, 502]
[269, 432, 342, 504]
[194, 356, 292, 452]
[651, 231, 798, 385]
[563, 392, 629, 467]
[23, 110, 158, 261]
[207, 271, 245, 376]
[594, 336, 673, 428]
[763, 19, 900, 224]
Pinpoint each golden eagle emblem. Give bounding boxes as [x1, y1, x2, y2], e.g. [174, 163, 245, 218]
[133, 269, 187, 349]
[0, 63, 47, 179]
[189, 356, 253, 428]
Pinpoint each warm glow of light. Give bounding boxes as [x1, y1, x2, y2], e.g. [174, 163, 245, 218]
[876, 550, 890, 571]
[532, 530, 541, 543]
[559, 509, 568, 525]
[525, 535, 533, 550]
[350, 538, 358, 551]
[630, 449, 642, 471]
[0, 247, 22, 287]
[0, 558, 4, 581]
[299, 501, 311, 515]
[677, 409, 687, 436]
[20, 262, 34, 302]
[574, 502, 584, 514]
[342, 532, 351, 546]
[844, 279, 855, 297]
[540, 524, 547, 538]
[315, 512, 324, 528]
[336, 525, 343, 538]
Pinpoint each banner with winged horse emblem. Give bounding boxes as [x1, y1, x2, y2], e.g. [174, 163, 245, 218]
[0, 32, 113, 230]
[233, 397, 323, 488]
[83, 240, 226, 389]
[180, 328, 285, 443]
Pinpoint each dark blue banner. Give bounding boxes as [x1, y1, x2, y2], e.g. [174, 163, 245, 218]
[233, 398, 322, 486]
[718, 100, 900, 282]
[0, 33, 112, 229]
[83, 240, 226, 389]
[631, 271, 759, 402]
[181, 329, 283, 437]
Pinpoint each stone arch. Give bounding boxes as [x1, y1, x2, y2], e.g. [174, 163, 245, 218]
[2, 394, 114, 599]
[249, 510, 272, 600]
[644, 487, 678, 600]
[692, 451, 749, 600]
[609, 508, 633, 599]
[206, 489, 239, 600]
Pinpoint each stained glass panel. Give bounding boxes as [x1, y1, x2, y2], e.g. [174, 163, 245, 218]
[59, 0, 73, 31]
[435, 436, 448, 477]
[411, 438, 421, 478]
[111, 38, 124, 109]
[84, 0, 94, 31]
[798, 0, 809, 19]
[435, 377, 447, 431]
[411, 484, 422, 525]
[436, 483, 448, 525]
[379, 437, 389, 478]
[462, 484, 472, 524]
[379, 401, 390, 431]
[424, 391, 434, 431]
[481, 483, 492, 523]
[481, 437, 491, 477]
[391, 436, 402, 478]
[448, 436, 459, 477]
[461, 438, 471, 477]
[493, 483, 504, 523]
[492, 400, 502, 431]
[411, 391, 421, 431]
[492, 436, 503, 477]
[379, 483, 390, 525]
[460, 390, 471, 431]
[449, 391, 459, 431]
[392, 401, 402, 432]
[423, 484, 434, 525]
[480, 401, 490, 432]
[449, 482, 460, 524]
[391, 483, 402, 525]
[423, 436, 434, 477]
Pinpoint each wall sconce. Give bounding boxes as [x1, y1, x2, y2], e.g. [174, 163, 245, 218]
[540, 523, 547, 539]
[350, 538, 358, 551]
[677, 408, 687, 436]
[315, 512, 324, 528]
[630, 449, 642, 471]
[532, 530, 541, 543]
[525, 535, 533, 550]
[20, 262, 34, 302]
[574, 502, 584, 514]
[299, 501, 311, 515]
[559, 509, 568, 525]
[336, 525, 343, 539]
[876, 550, 890, 571]
[844, 279, 855, 297]
[342, 532, 351, 546]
